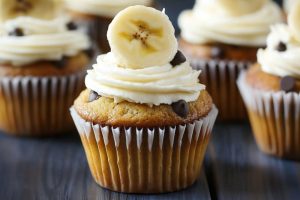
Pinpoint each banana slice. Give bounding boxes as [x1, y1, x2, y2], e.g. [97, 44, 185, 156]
[289, 1, 300, 42]
[107, 5, 178, 69]
[0, 0, 61, 22]
[218, 0, 268, 16]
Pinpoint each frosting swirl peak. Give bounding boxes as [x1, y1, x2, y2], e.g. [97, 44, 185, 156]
[85, 53, 205, 105]
[178, 0, 283, 47]
[0, 16, 90, 66]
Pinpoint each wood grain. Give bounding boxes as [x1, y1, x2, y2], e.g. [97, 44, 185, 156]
[205, 123, 300, 200]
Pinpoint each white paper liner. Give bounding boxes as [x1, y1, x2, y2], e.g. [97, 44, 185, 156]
[237, 72, 300, 159]
[190, 58, 251, 120]
[70, 105, 218, 193]
[0, 71, 85, 136]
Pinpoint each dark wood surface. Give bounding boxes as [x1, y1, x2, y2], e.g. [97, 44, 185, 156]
[1, 122, 300, 200]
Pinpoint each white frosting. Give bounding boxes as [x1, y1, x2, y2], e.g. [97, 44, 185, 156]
[0, 16, 90, 66]
[258, 24, 300, 78]
[178, 0, 283, 46]
[65, 0, 152, 17]
[85, 53, 205, 105]
[284, 0, 300, 13]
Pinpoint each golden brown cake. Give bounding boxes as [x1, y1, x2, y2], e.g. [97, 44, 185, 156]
[70, 6, 218, 193]
[178, 0, 283, 121]
[238, 5, 300, 159]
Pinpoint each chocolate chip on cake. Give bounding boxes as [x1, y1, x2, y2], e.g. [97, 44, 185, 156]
[170, 51, 186, 67]
[66, 22, 78, 31]
[171, 100, 189, 118]
[83, 48, 95, 58]
[52, 57, 67, 68]
[211, 47, 225, 58]
[8, 28, 24, 37]
[280, 76, 296, 92]
[276, 42, 287, 52]
[89, 91, 101, 102]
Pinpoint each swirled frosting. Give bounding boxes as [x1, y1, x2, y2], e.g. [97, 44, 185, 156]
[85, 53, 205, 105]
[258, 24, 300, 78]
[178, 0, 283, 47]
[0, 16, 90, 66]
[65, 0, 152, 17]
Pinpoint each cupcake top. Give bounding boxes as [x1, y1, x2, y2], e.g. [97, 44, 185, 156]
[178, 0, 283, 47]
[246, 3, 300, 93]
[74, 5, 212, 126]
[64, 0, 153, 18]
[0, 16, 91, 66]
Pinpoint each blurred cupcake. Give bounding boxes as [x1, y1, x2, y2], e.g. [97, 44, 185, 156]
[71, 6, 218, 193]
[64, 0, 154, 53]
[178, 0, 283, 121]
[238, 3, 300, 160]
[0, 15, 92, 136]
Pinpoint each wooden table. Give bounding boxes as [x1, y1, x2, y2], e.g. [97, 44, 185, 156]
[1, 122, 299, 200]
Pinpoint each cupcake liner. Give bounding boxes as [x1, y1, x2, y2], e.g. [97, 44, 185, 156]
[190, 58, 251, 121]
[237, 72, 300, 160]
[0, 71, 85, 136]
[70, 106, 218, 193]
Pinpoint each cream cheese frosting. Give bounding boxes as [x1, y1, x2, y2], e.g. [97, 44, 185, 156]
[65, 0, 153, 17]
[258, 24, 300, 78]
[85, 52, 205, 105]
[178, 0, 283, 47]
[0, 16, 91, 66]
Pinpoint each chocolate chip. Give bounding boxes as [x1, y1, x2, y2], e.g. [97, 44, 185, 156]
[276, 42, 287, 52]
[280, 76, 296, 92]
[83, 48, 94, 58]
[89, 91, 100, 102]
[171, 100, 189, 118]
[8, 28, 24, 36]
[52, 57, 67, 68]
[66, 22, 78, 31]
[211, 47, 225, 59]
[170, 51, 186, 67]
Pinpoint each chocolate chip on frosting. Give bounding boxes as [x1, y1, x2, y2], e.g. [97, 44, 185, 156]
[170, 51, 186, 67]
[280, 76, 296, 92]
[66, 22, 78, 31]
[89, 91, 101, 102]
[8, 28, 24, 37]
[171, 100, 189, 118]
[276, 42, 287, 52]
[211, 47, 225, 59]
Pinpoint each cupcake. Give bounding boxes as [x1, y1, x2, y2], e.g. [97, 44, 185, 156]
[0, 3, 92, 136]
[237, 3, 300, 160]
[178, 0, 283, 121]
[64, 0, 154, 53]
[70, 6, 218, 193]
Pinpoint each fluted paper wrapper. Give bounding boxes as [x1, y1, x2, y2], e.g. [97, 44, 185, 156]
[237, 72, 300, 160]
[190, 59, 251, 121]
[0, 71, 85, 136]
[70, 106, 218, 193]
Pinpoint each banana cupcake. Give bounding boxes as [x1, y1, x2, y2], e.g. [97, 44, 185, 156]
[70, 6, 218, 193]
[178, 0, 283, 121]
[0, 3, 92, 136]
[238, 4, 300, 160]
[64, 0, 154, 53]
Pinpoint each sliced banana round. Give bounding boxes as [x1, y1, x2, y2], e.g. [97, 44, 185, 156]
[0, 0, 60, 22]
[107, 5, 178, 69]
[218, 0, 268, 16]
[289, 1, 300, 42]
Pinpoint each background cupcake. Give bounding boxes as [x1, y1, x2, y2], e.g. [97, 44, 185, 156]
[71, 5, 218, 193]
[64, 0, 154, 53]
[238, 3, 300, 160]
[178, 0, 283, 121]
[0, 1, 92, 136]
